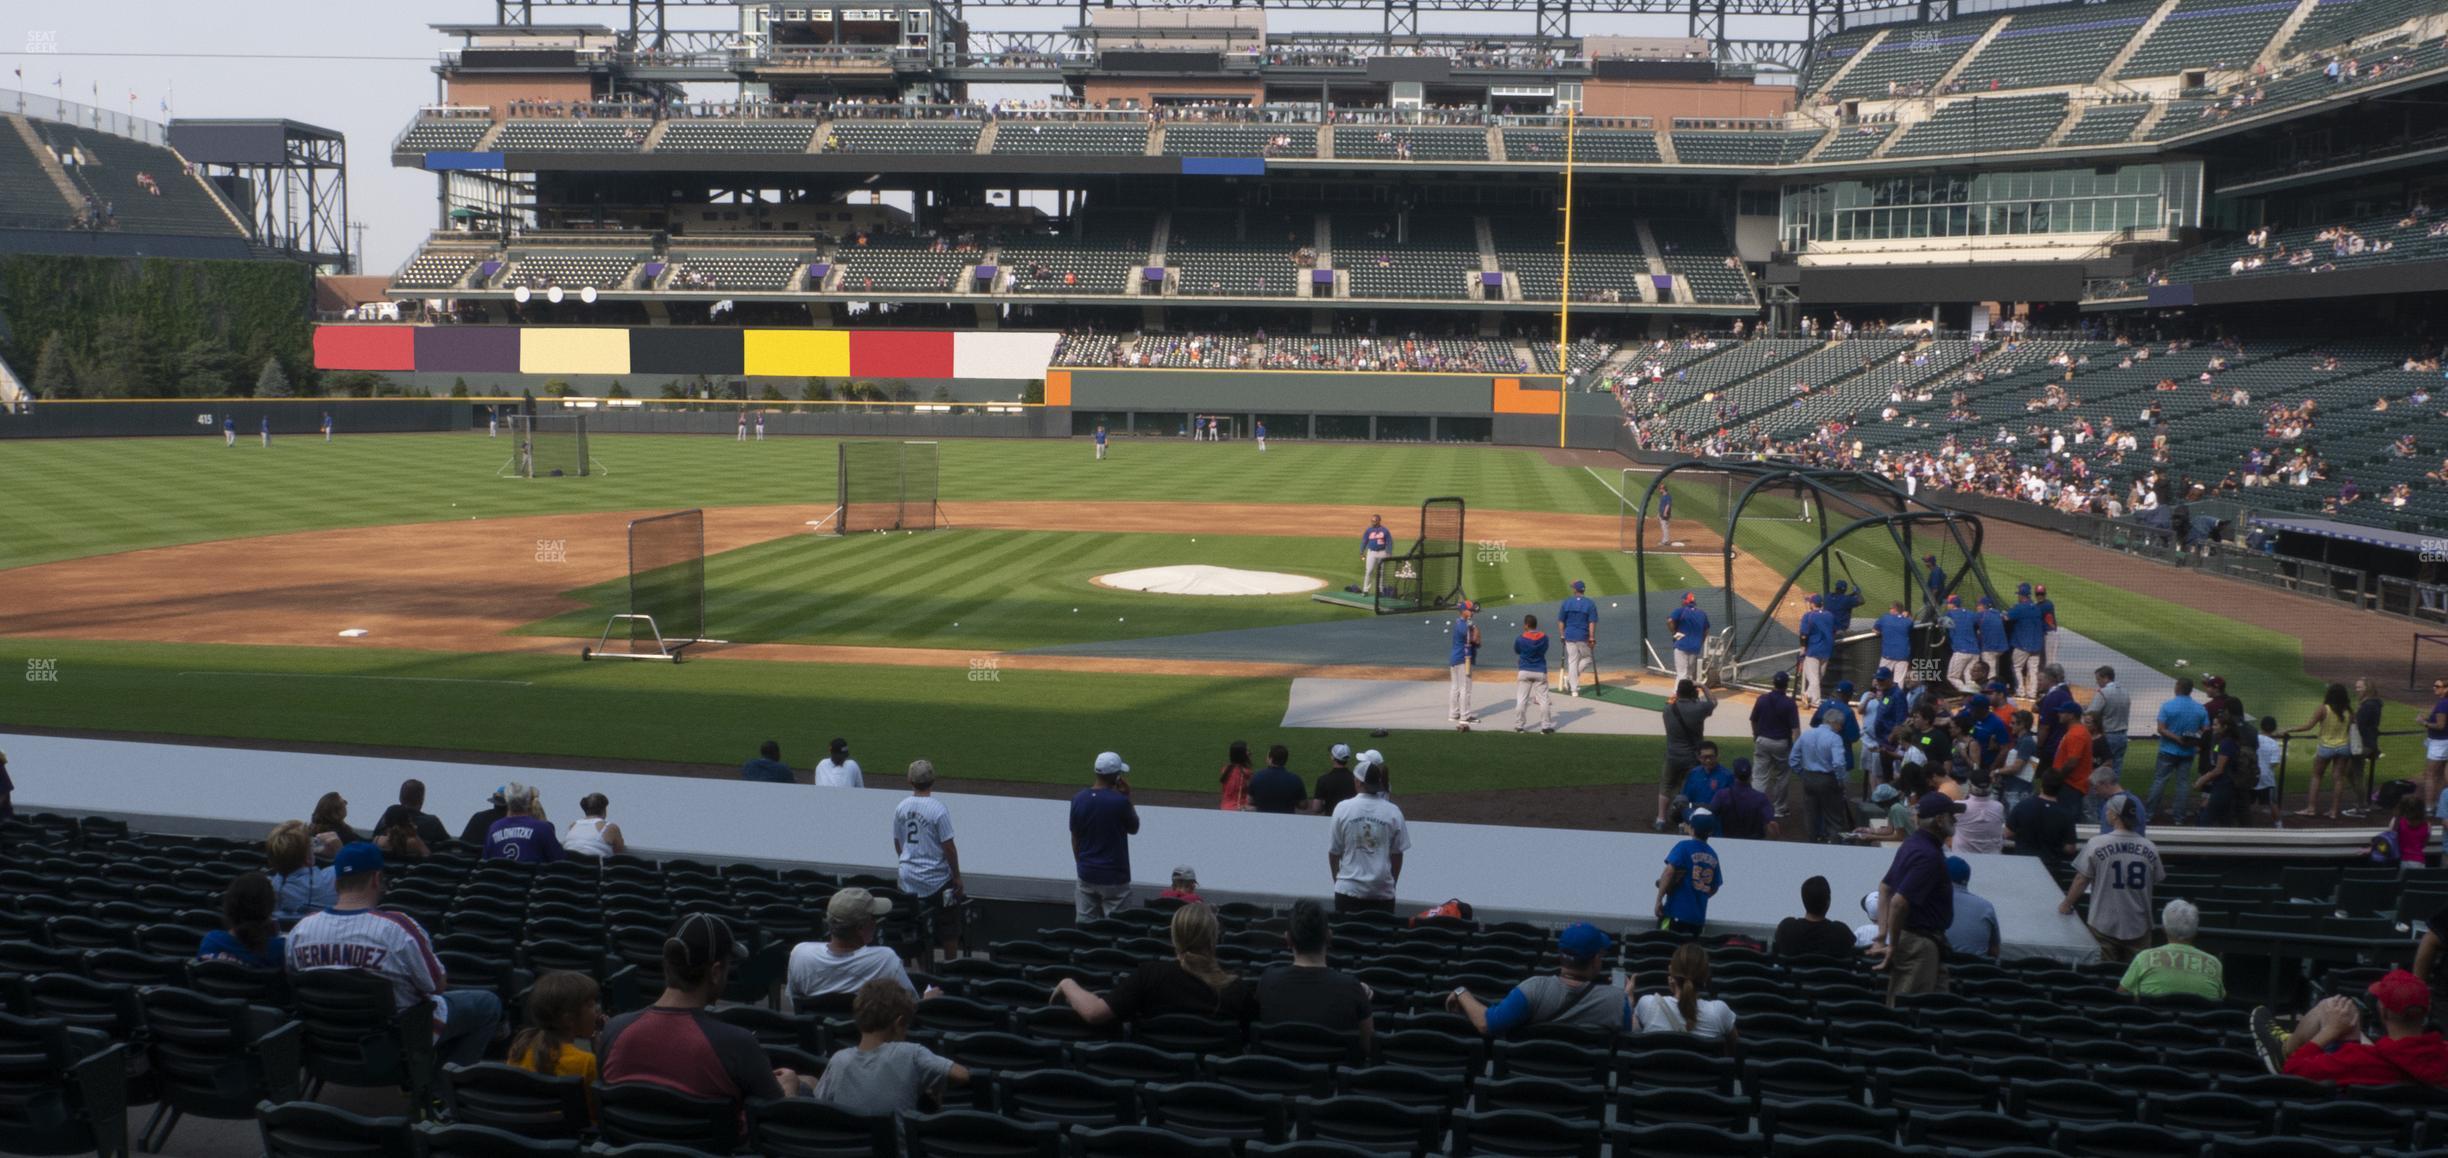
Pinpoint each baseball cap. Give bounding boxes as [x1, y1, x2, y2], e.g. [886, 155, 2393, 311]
[1807, 594, 1824, 606]
[1966, 695, 1990, 712]
[1946, 594, 1962, 607]
[1861, 890, 1884, 919]
[332, 842, 385, 881]
[825, 887, 892, 925]
[2016, 582, 2032, 595]
[1682, 592, 1698, 605]
[1687, 809, 1719, 838]
[908, 759, 936, 787]
[1916, 794, 1968, 818]
[1922, 554, 1938, 564]
[1978, 596, 1996, 608]
[666, 912, 746, 970]
[1330, 743, 1353, 761]
[1986, 681, 2010, 693]
[2056, 700, 2084, 716]
[2204, 675, 2226, 689]
[1834, 580, 1850, 593]
[1094, 751, 1130, 777]
[1773, 671, 1789, 687]
[1872, 783, 1901, 805]
[1945, 855, 1972, 885]
[2370, 969, 2432, 1015]
[1571, 580, 1585, 592]
[830, 737, 849, 754]
[1459, 600, 1479, 613]
[1875, 667, 1895, 682]
[1557, 922, 1613, 959]
[1834, 680, 1854, 695]
[2035, 584, 2048, 596]
[1171, 865, 1198, 883]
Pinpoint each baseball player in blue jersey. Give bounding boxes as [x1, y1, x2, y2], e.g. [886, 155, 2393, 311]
[1923, 554, 1946, 608]
[2035, 583, 2060, 666]
[1975, 596, 2008, 691]
[1874, 601, 1916, 689]
[1666, 592, 1708, 684]
[1558, 581, 1599, 697]
[1797, 594, 1836, 706]
[1448, 600, 1481, 728]
[1944, 594, 1982, 693]
[1656, 487, 1676, 544]
[321, 412, 333, 443]
[1255, 420, 1267, 453]
[2005, 583, 2048, 698]
[1093, 422, 1107, 460]
[1826, 580, 1864, 632]
[223, 415, 235, 447]
[1514, 614, 1555, 733]
[259, 415, 270, 448]
[1361, 515, 1393, 595]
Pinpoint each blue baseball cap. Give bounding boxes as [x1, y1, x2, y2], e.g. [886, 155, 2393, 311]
[332, 842, 385, 881]
[1834, 580, 1850, 593]
[1571, 580, 1585, 592]
[1834, 681, 1854, 695]
[2016, 582, 2032, 596]
[1978, 596, 1997, 608]
[1875, 667, 1895, 682]
[1557, 922, 1613, 959]
[1946, 594, 1962, 607]
[1807, 594, 1824, 606]
[1945, 855, 1972, 885]
[1687, 809, 1719, 838]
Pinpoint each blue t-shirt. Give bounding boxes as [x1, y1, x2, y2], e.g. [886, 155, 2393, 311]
[1827, 591, 1864, 631]
[1255, 422, 1266, 437]
[1798, 610, 1835, 660]
[2157, 696, 2210, 758]
[1515, 631, 1550, 673]
[1363, 526, 1392, 553]
[1449, 617, 1475, 666]
[1969, 714, 2010, 765]
[1668, 605, 1708, 654]
[1658, 491, 1674, 518]
[1874, 612, 1914, 661]
[2005, 602, 2046, 652]
[1247, 767, 1305, 813]
[1680, 765, 1734, 809]
[1946, 608, 1980, 652]
[1975, 610, 2008, 652]
[1069, 787, 1139, 885]
[1557, 596, 1597, 642]
[1094, 428, 1106, 444]
[197, 929, 285, 969]
[2430, 697, 2448, 741]
[1926, 563, 1947, 598]
[486, 815, 566, 864]
[1664, 839, 1721, 925]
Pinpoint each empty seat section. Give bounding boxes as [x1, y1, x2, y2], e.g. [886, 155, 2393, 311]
[1829, 21, 1993, 99]
[1649, 219, 1756, 305]
[0, 128, 73, 226]
[32, 123, 243, 237]
[1333, 126, 1489, 161]
[1888, 93, 2069, 156]
[1670, 131, 1821, 164]
[831, 240, 971, 293]
[393, 250, 480, 290]
[1160, 124, 1318, 158]
[2119, 0, 2301, 77]
[825, 121, 981, 153]
[991, 122, 1148, 155]
[396, 118, 493, 153]
[1952, 0, 2156, 88]
[489, 120, 650, 152]
[999, 213, 1153, 295]
[1334, 214, 1481, 300]
[500, 253, 641, 288]
[666, 254, 808, 291]
[1498, 128, 1662, 163]
[1802, 27, 1883, 95]
[1491, 217, 1650, 304]
[1169, 211, 1314, 299]
[2060, 103, 2153, 144]
[1812, 125, 1893, 162]
[2285, 0, 2434, 54]
[655, 120, 817, 153]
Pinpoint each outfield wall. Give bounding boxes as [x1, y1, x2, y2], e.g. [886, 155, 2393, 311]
[0, 397, 468, 439]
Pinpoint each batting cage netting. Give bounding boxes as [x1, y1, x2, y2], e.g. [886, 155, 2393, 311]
[837, 441, 943, 534]
[585, 509, 709, 661]
[509, 414, 590, 478]
[1380, 496, 1467, 614]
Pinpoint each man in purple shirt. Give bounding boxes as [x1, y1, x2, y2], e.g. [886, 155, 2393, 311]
[1070, 752, 1141, 923]
[1875, 794, 1961, 1003]
[2033, 664, 2078, 766]
[483, 784, 564, 864]
[1707, 758, 1778, 840]
[1750, 671, 1801, 823]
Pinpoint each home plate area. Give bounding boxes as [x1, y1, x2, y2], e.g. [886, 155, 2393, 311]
[1282, 677, 1758, 736]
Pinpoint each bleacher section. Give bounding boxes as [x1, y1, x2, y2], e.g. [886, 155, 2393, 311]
[1653, 337, 1816, 416]
[1051, 332, 1120, 366]
[1812, 125, 1893, 163]
[1159, 124, 1319, 159]
[392, 250, 479, 291]
[990, 122, 1149, 156]
[1888, 93, 2070, 157]
[1669, 130, 1822, 165]
[1333, 214, 1482, 300]
[2284, 0, 2435, 54]
[30, 122, 244, 238]
[1773, 339, 1981, 432]
[2119, 0, 2304, 77]
[1167, 211, 1312, 299]
[1682, 335, 1916, 431]
[831, 239, 972, 294]
[1800, 27, 1883, 95]
[2162, 208, 2448, 284]
[498, 253, 641, 289]
[1498, 128, 1663, 164]
[666, 254, 808, 291]
[1828, 23, 1992, 99]
[2060, 102, 2155, 145]
[1334, 126, 1491, 162]
[999, 213, 1154, 295]
[1491, 217, 1652, 304]
[1951, 0, 2157, 89]
[654, 120, 818, 153]
[826, 121, 982, 153]
[0, 125, 72, 226]
[1649, 219, 1756, 305]
[488, 120, 650, 152]
[395, 117, 493, 153]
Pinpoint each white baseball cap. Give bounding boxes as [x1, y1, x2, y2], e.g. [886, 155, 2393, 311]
[1357, 749, 1384, 771]
[1330, 743, 1353, 761]
[1094, 751, 1129, 777]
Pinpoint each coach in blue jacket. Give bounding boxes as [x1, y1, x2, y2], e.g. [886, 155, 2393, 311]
[1797, 595, 1836, 707]
[1827, 581, 1865, 633]
[1666, 593, 1709, 685]
[2005, 583, 2048, 698]
[1875, 601, 1917, 689]
[1944, 595, 1981, 694]
[1975, 597, 2008, 693]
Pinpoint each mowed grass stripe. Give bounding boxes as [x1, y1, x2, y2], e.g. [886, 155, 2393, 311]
[717, 531, 1058, 643]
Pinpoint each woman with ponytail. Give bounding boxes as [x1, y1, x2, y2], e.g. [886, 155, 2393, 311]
[1633, 942, 1739, 1042]
[1052, 901, 1249, 1025]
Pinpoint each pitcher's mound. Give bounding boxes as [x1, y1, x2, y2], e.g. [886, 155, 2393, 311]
[1094, 565, 1327, 596]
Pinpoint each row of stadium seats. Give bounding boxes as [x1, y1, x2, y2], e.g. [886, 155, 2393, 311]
[2119, 0, 2302, 78]
[28, 121, 246, 238]
[0, 118, 75, 225]
[1887, 93, 2069, 158]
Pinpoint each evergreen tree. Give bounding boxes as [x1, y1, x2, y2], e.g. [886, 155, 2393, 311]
[254, 356, 292, 398]
[176, 337, 235, 397]
[450, 377, 470, 398]
[31, 333, 75, 397]
[802, 377, 834, 401]
[606, 380, 632, 399]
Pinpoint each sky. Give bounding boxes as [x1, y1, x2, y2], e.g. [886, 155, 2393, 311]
[2, 0, 1807, 274]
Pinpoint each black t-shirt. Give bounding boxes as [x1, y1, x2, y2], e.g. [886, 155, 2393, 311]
[2007, 794, 2077, 865]
[1251, 964, 1372, 1033]
[1772, 917, 1858, 960]
[1312, 767, 1357, 812]
[459, 806, 507, 847]
[1106, 960, 1249, 1023]
[1248, 766, 1306, 814]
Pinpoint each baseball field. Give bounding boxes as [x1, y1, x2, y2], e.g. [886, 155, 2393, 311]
[0, 429, 2421, 828]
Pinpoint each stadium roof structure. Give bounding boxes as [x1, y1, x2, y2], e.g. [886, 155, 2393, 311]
[2248, 515, 2437, 555]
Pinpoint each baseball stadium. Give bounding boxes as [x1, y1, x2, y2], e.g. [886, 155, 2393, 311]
[0, 0, 2446, 1151]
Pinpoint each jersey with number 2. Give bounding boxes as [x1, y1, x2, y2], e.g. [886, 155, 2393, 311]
[895, 797, 955, 896]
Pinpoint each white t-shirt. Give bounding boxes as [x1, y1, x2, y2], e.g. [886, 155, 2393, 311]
[895, 795, 955, 896]
[1951, 797, 2007, 855]
[815, 758, 864, 789]
[1328, 793, 1410, 899]
[1633, 993, 1739, 1040]
[2254, 734, 2281, 790]
[787, 941, 914, 1003]
[564, 817, 614, 858]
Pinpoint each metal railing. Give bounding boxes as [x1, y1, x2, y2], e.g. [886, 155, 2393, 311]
[3, 87, 167, 147]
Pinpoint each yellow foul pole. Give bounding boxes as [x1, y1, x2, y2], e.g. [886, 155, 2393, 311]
[1556, 105, 1577, 449]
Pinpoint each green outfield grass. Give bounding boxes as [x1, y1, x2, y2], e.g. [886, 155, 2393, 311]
[524, 528, 1701, 650]
[0, 432, 1624, 569]
[0, 639, 1681, 796]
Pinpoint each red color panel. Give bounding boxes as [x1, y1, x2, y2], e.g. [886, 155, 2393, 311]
[313, 325, 418, 372]
[848, 330, 955, 378]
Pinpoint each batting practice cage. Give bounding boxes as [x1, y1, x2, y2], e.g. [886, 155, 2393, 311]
[499, 415, 594, 478]
[834, 440, 944, 534]
[1380, 497, 1467, 614]
[584, 508, 717, 662]
[1632, 461, 1997, 690]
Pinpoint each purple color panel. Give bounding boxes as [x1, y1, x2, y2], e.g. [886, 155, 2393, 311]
[974, 263, 998, 279]
[1481, 271, 1505, 287]
[1313, 268, 1336, 285]
[642, 261, 666, 277]
[1653, 275, 1675, 291]
[809, 262, 830, 278]
[413, 326, 524, 373]
[1144, 266, 1166, 281]
[477, 260, 503, 278]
